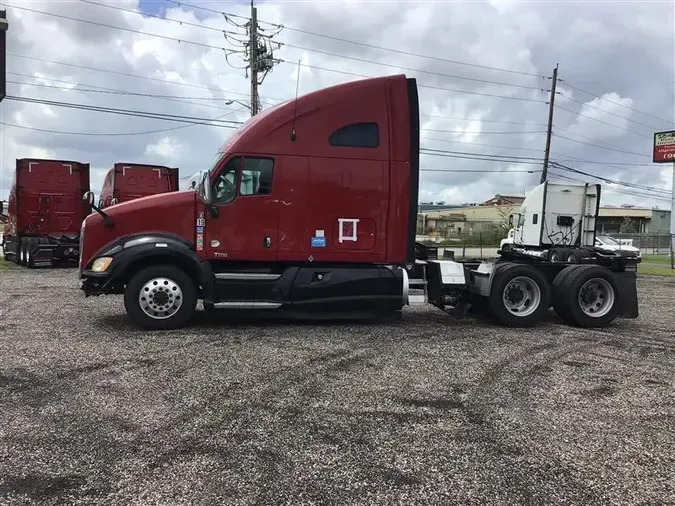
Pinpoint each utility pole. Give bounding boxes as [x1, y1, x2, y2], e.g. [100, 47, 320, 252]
[248, 0, 260, 116]
[670, 161, 674, 269]
[541, 63, 559, 184]
[0, 9, 8, 104]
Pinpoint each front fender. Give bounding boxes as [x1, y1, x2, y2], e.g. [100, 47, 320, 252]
[81, 233, 210, 297]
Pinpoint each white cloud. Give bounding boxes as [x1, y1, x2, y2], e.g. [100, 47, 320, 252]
[0, 0, 672, 211]
[566, 92, 634, 140]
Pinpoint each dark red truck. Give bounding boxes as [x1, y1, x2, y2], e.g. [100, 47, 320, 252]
[98, 163, 179, 209]
[2, 158, 90, 267]
[78, 74, 639, 330]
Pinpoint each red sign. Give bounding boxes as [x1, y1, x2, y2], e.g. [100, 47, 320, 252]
[653, 131, 675, 163]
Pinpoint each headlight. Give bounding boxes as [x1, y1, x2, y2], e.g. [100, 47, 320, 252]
[91, 257, 113, 273]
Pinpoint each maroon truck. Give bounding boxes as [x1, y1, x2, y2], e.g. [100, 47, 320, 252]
[2, 158, 90, 267]
[98, 163, 179, 209]
[78, 74, 639, 330]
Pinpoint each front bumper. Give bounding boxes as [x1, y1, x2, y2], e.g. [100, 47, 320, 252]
[80, 271, 113, 297]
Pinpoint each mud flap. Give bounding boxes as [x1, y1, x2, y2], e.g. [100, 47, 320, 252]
[614, 268, 638, 318]
[31, 244, 55, 267]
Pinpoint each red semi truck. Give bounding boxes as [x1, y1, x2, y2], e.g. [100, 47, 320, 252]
[98, 163, 179, 209]
[78, 74, 639, 330]
[2, 158, 90, 267]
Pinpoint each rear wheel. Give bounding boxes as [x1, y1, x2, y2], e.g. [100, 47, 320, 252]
[549, 248, 567, 263]
[19, 238, 27, 266]
[124, 264, 197, 330]
[489, 264, 551, 327]
[553, 265, 620, 328]
[25, 238, 37, 268]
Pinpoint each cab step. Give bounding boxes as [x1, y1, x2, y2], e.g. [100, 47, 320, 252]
[213, 301, 282, 309]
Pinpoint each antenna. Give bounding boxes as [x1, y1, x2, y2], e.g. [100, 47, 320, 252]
[290, 58, 301, 142]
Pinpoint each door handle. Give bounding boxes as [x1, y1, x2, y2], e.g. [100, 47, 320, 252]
[263, 237, 271, 248]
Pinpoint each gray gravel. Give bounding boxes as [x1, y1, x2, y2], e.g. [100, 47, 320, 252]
[0, 267, 674, 506]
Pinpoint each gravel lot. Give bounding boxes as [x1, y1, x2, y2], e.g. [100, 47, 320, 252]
[0, 267, 674, 506]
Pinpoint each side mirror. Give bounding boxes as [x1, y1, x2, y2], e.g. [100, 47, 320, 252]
[83, 191, 95, 206]
[198, 170, 213, 205]
[508, 214, 514, 227]
[0, 201, 4, 214]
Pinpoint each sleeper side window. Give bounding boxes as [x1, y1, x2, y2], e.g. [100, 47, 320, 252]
[329, 122, 379, 148]
[239, 158, 274, 196]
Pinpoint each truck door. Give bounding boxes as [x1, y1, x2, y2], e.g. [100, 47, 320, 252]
[202, 155, 278, 262]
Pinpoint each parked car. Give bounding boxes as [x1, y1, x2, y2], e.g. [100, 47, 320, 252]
[595, 234, 641, 257]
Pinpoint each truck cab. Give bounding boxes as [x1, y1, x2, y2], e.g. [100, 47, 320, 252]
[98, 163, 179, 209]
[79, 74, 420, 329]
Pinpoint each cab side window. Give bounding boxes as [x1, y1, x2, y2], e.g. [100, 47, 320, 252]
[212, 157, 240, 204]
[329, 122, 379, 148]
[240, 157, 274, 196]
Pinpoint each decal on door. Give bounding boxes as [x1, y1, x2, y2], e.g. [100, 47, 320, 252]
[337, 218, 360, 243]
[196, 211, 205, 251]
[311, 229, 326, 248]
[211, 239, 220, 248]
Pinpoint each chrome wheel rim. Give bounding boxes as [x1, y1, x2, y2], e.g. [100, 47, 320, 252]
[138, 277, 183, 320]
[578, 278, 615, 318]
[502, 276, 541, 317]
[20, 245, 25, 263]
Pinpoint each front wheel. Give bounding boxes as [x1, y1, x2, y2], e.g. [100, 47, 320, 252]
[124, 264, 197, 330]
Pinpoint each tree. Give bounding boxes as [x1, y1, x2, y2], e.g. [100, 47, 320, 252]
[619, 217, 638, 234]
[495, 205, 516, 231]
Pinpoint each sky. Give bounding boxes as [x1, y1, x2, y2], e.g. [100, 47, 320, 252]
[0, 0, 674, 208]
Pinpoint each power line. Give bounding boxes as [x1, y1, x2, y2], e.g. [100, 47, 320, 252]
[422, 128, 546, 135]
[554, 104, 652, 139]
[551, 162, 671, 195]
[6, 77, 251, 113]
[422, 148, 543, 162]
[286, 61, 547, 103]
[78, 0, 243, 37]
[420, 136, 663, 168]
[16, 2, 549, 99]
[8, 53, 283, 104]
[7, 73, 240, 101]
[11, 74, 547, 133]
[563, 95, 663, 131]
[4, 95, 245, 127]
[163, 0, 546, 78]
[421, 149, 544, 165]
[421, 169, 540, 173]
[549, 170, 672, 203]
[7, 61, 548, 128]
[554, 134, 651, 158]
[0, 107, 249, 136]
[422, 114, 548, 128]
[2, 3, 240, 53]
[558, 79, 675, 128]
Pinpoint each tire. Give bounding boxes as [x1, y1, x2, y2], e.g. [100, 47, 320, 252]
[488, 263, 551, 327]
[549, 248, 567, 263]
[555, 265, 620, 328]
[19, 238, 27, 266]
[25, 238, 37, 269]
[551, 266, 579, 321]
[124, 264, 197, 330]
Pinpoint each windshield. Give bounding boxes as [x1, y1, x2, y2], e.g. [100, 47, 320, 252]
[597, 235, 619, 245]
